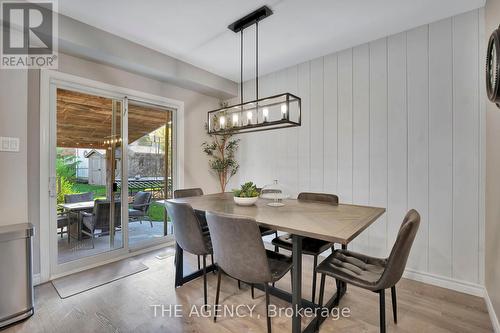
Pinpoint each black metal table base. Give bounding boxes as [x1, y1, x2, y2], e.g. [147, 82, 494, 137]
[252, 279, 346, 333]
[174, 243, 216, 287]
[174, 239, 347, 333]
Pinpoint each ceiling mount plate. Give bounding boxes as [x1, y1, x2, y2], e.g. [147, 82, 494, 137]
[228, 5, 273, 33]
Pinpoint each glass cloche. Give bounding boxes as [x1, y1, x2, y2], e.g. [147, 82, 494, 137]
[260, 180, 289, 207]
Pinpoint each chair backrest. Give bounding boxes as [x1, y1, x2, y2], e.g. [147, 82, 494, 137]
[92, 199, 122, 232]
[65, 192, 94, 204]
[297, 192, 339, 205]
[174, 188, 204, 198]
[132, 191, 152, 211]
[206, 211, 273, 284]
[378, 209, 420, 289]
[165, 201, 209, 255]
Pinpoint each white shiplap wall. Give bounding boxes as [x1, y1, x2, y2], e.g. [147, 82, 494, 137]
[228, 9, 485, 286]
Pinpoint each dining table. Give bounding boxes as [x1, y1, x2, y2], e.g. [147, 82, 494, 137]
[166, 192, 385, 333]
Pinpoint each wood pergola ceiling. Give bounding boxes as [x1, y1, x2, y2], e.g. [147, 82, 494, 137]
[57, 89, 172, 149]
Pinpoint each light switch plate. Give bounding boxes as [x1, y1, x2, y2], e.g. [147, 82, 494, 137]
[0, 137, 20, 152]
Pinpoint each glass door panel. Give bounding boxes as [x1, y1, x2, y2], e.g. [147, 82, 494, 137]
[126, 100, 173, 246]
[56, 88, 123, 263]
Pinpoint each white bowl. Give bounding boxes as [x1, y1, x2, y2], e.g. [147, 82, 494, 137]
[233, 196, 259, 206]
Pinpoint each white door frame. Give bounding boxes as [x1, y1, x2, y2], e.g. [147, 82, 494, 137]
[39, 69, 184, 282]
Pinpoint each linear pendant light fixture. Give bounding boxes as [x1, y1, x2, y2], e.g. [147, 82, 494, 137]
[207, 5, 301, 135]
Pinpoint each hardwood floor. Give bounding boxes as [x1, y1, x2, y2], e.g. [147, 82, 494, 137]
[5, 246, 493, 333]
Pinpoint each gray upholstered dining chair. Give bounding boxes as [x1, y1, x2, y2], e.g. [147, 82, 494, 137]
[206, 211, 293, 333]
[81, 199, 122, 248]
[128, 191, 153, 227]
[272, 192, 339, 303]
[173, 188, 208, 270]
[316, 209, 420, 333]
[165, 200, 212, 305]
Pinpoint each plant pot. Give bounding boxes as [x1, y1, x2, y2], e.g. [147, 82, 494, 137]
[233, 196, 259, 206]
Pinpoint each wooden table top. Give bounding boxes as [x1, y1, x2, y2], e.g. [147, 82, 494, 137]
[165, 193, 385, 244]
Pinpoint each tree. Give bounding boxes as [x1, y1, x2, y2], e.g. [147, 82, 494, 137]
[202, 107, 240, 193]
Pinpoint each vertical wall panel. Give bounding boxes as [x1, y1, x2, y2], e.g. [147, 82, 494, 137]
[285, 66, 300, 197]
[323, 54, 338, 195]
[274, 70, 289, 186]
[310, 58, 325, 192]
[352, 44, 371, 251]
[406, 25, 429, 272]
[338, 49, 354, 203]
[298, 62, 311, 192]
[428, 18, 453, 278]
[229, 9, 482, 285]
[368, 37, 388, 257]
[452, 11, 479, 283]
[387, 32, 408, 248]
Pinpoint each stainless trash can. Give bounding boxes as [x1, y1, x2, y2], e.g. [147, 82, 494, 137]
[0, 223, 34, 328]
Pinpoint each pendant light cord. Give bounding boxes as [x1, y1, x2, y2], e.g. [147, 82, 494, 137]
[240, 29, 243, 105]
[240, 20, 260, 104]
[256, 20, 259, 100]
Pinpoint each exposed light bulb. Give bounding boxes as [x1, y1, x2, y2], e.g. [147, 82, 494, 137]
[232, 114, 239, 126]
[247, 111, 252, 125]
[281, 104, 288, 119]
[263, 107, 269, 122]
[219, 116, 226, 129]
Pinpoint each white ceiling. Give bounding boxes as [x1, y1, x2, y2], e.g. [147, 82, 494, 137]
[59, 0, 485, 82]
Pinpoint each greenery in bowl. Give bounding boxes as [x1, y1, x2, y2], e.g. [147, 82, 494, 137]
[233, 182, 259, 198]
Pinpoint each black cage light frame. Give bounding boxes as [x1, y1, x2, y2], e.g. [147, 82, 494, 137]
[207, 5, 302, 135]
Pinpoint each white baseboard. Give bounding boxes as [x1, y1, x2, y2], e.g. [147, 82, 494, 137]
[485, 289, 500, 333]
[33, 273, 41, 286]
[403, 268, 484, 297]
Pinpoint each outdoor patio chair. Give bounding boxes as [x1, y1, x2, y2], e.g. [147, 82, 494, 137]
[64, 192, 94, 204]
[81, 199, 122, 248]
[128, 191, 153, 227]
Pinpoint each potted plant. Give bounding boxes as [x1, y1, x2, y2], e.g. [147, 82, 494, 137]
[202, 102, 240, 193]
[232, 181, 260, 206]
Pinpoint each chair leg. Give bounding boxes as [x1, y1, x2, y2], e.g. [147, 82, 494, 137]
[274, 231, 279, 253]
[197, 255, 201, 270]
[318, 273, 326, 307]
[251, 284, 255, 299]
[148, 216, 153, 228]
[312, 255, 318, 303]
[238, 280, 241, 289]
[264, 283, 272, 333]
[214, 269, 222, 322]
[391, 286, 397, 324]
[211, 254, 216, 274]
[379, 289, 386, 333]
[203, 255, 207, 305]
[335, 279, 341, 306]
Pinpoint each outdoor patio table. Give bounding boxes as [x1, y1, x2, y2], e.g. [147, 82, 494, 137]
[59, 201, 95, 241]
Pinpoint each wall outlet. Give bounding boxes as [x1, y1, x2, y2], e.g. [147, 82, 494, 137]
[0, 137, 20, 152]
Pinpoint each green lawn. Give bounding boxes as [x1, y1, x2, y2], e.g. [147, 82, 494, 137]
[69, 182, 165, 221]
[71, 183, 107, 198]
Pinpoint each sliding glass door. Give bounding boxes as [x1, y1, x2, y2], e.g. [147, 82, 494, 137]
[48, 77, 178, 278]
[55, 88, 124, 264]
[125, 99, 174, 247]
